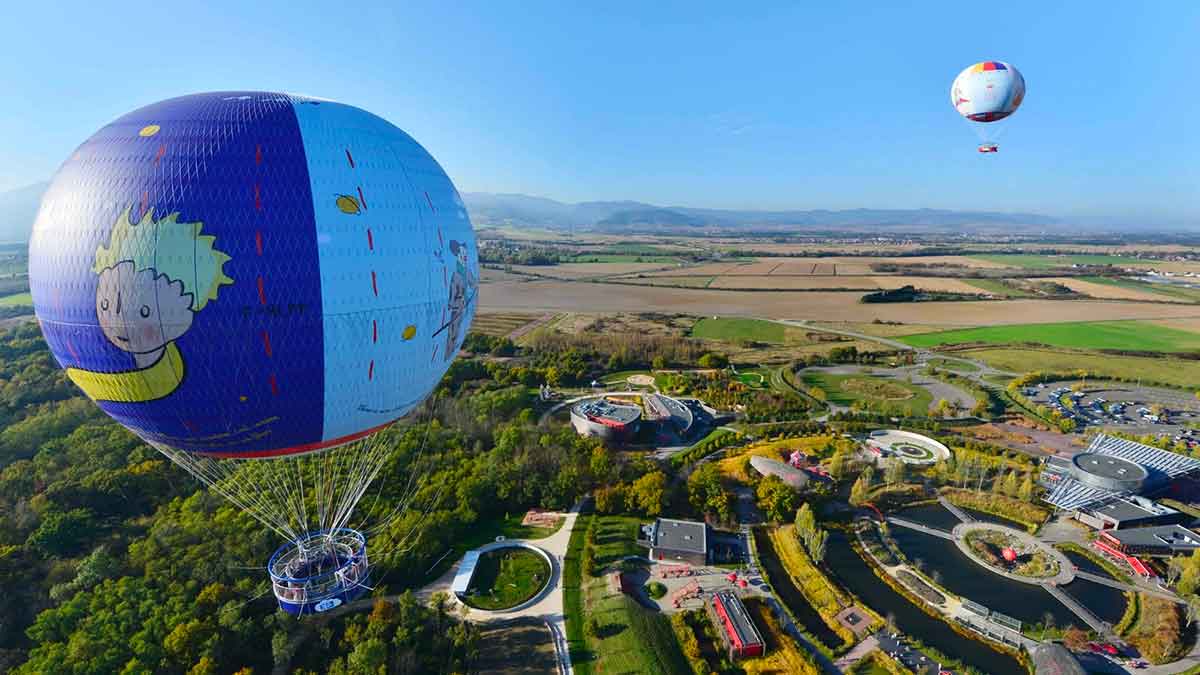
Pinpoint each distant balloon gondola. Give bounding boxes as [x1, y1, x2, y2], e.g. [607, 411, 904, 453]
[28, 91, 478, 614]
[951, 61, 1025, 152]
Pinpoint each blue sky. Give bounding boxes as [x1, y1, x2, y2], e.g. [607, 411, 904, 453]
[2, 1, 1197, 225]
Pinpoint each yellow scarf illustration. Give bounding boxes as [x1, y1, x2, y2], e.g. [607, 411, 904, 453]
[66, 342, 185, 403]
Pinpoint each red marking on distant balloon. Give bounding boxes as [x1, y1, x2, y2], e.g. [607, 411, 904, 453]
[425, 191, 435, 212]
[367, 228, 374, 250]
[255, 231, 263, 256]
[254, 184, 262, 211]
[262, 330, 273, 357]
[269, 374, 279, 396]
[345, 149, 355, 168]
[154, 145, 166, 165]
[65, 339, 79, 361]
[257, 277, 266, 305]
[368, 360, 375, 380]
[371, 271, 378, 296]
[356, 186, 367, 210]
[141, 191, 148, 214]
[255, 144, 262, 165]
[372, 319, 378, 343]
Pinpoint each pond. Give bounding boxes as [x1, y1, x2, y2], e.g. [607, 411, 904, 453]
[1060, 550, 1129, 626]
[889, 522, 1076, 628]
[824, 530, 1026, 675]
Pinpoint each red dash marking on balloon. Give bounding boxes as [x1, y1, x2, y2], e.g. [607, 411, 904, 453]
[371, 271, 378, 296]
[356, 186, 367, 210]
[182, 420, 197, 433]
[425, 191, 435, 212]
[367, 228, 374, 250]
[255, 231, 263, 256]
[254, 184, 262, 211]
[141, 191, 148, 214]
[65, 339, 79, 361]
[269, 374, 279, 396]
[255, 144, 262, 165]
[372, 319, 378, 343]
[257, 277, 266, 305]
[262, 330, 273, 357]
[345, 149, 355, 168]
[154, 145, 165, 165]
[368, 360, 375, 380]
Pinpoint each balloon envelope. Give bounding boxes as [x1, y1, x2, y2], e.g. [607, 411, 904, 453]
[951, 61, 1025, 123]
[29, 92, 478, 459]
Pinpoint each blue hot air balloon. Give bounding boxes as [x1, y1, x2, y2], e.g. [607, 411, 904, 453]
[28, 92, 478, 614]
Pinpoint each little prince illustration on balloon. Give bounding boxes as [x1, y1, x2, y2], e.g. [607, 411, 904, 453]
[66, 206, 233, 402]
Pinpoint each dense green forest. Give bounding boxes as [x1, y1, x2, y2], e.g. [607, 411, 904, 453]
[0, 322, 634, 673]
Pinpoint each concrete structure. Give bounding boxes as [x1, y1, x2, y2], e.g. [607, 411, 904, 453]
[1032, 643, 1087, 675]
[748, 455, 810, 490]
[708, 590, 765, 660]
[864, 429, 950, 465]
[1100, 525, 1200, 557]
[1042, 434, 1200, 511]
[569, 398, 641, 443]
[639, 518, 709, 566]
[449, 541, 555, 608]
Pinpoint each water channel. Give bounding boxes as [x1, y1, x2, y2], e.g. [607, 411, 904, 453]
[824, 530, 1027, 674]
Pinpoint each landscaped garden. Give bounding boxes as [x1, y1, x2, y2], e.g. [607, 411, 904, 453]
[460, 546, 552, 610]
[963, 529, 1059, 579]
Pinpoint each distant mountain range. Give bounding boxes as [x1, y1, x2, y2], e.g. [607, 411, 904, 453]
[0, 183, 1064, 243]
[462, 192, 1060, 233]
[0, 182, 48, 244]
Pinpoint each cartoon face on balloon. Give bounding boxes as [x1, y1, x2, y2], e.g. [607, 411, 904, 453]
[95, 261, 195, 367]
[63, 206, 233, 403]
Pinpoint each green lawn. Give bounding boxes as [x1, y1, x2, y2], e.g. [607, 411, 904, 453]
[966, 348, 1200, 390]
[0, 292, 32, 306]
[963, 278, 1035, 297]
[691, 317, 789, 343]
[899, 320, 1200, 353]
[422, 512, 564, 585]
[460, 547, 551, 610]
[970, 254, 1147, 270]
[926, 357, 980, 373]
[800, 371, 931, 416]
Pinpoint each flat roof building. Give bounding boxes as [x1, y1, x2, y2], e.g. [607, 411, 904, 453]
[1075, 495, 1190, 531]
[1100, 525, 1200, 557]
[570, 398, 641, 443]
[709, 591, 765, 660]
[639, 518, 709, 566]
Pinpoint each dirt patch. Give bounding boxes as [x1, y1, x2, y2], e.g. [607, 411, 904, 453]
[473, 620, 558, 674]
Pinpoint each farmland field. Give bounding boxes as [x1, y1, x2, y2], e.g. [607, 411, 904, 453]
[900, 320, 1200, 352]
[1046, 277, 1173, 302]
[471, 312, 545, 336]
[963, 348, 1200, 389]
[1079, 276, 1200, 303]
[0, 292, 32, 306]
[963, 278, 1036, 298]
[969, 254, 1147, 269]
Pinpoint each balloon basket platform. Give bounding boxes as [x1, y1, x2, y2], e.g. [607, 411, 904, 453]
[269, 528, 370, 615]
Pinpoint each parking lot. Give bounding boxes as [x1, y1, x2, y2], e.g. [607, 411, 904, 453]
[1025, 381, 1200, 445]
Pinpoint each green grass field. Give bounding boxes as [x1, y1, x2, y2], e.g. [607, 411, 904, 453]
[691, 316, 789, 343]
[1080, 276, 1200, 303]
[926, 357, 980, 373]
[900, 320, 1200, 352]
[970, 254, 1147, 270]
[963, 278, 1035, 297]
[800, 371, 931, 416]
[572, 253, 679, 263]
[966, 347, 1200, 390]
[0, 292, 32, 306]
[461, 548, 551, 610]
